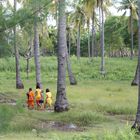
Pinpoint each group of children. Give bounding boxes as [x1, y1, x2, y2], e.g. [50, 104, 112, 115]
[26, 83, 53, 110]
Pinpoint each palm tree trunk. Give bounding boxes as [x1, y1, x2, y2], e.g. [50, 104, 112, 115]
[34, 11, 41, 87]
[91, 12, 95, 58]
[68, 31, 71, 55]
[88, 24, 91, 59]
[100, 1, 105, 74]
[109, 43, 111, 57]
[26, 37, 32, 79]
[95, 29, 98, 57]
[132, 1, 140, 130]
[14, 0, 24, 89]
[26, 58, 29, 79]
[131, 63, 139, 86]
[66, 46, 77, 85]
[55, 2, 58, 29]
[77, 24, 80, 60]
[54, 0, 69, 112]
[130, 11, 134, 60]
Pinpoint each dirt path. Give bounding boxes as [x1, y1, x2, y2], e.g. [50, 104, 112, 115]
[0, 93, 16, 105]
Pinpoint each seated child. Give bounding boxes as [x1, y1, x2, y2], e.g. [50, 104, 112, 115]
[27, 88, 35, 109]
[44, 88, 52, 109]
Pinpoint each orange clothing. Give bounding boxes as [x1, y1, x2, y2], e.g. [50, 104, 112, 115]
[27, 91, 35, 109]
[28, 91, 35, 101]
[28, 100, 34, 108]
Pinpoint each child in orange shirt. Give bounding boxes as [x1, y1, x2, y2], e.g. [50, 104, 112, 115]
[27, 88, 35, 109]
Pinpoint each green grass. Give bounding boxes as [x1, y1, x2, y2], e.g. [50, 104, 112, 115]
[0, 56, 139, 139]
[0, 56, 137, 81]
[0, 126, 139, 140]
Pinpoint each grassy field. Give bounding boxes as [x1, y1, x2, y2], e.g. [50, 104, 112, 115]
[0, 56, 139, 139]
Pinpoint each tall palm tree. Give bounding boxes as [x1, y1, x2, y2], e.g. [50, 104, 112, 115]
[118, 0, 138, 60]
[50, 4, 77, 85]
[83, 0, 97, 58]
[34, 0, 42, 87]
[14, 0, 24, 89]
[97, 0, 111, 74]
[54, 0, 69, 112]
[87, 19, 91, 59]
[66, 12, 75, 56]
[71, 4, 85, 60]
[131, 63, 139, 85]
[66, 46, 77, 85]
[131, 0, 140, 130]
[97, 0, 105, 74]
[66, 17, 77, 85]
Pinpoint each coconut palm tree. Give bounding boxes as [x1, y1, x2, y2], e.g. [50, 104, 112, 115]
[14, 0, 24, 89]
[97, 0, 105, 74]
[131, 0, 140, 131]
[34, 13, 42, 87]
[83, 0, 97, 58]
[97, 0, 112, 74]
[66, 13, 77, 85]
[66, 46, 77, 85]
[118, 0, 138, 60]
[54, 0, 69, 112]
[33, 0, 42, 87]
[131, 63, 139, 85]
[71, 3, 85, 60]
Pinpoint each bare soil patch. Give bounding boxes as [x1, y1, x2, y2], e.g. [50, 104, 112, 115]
[37, 120, 86, 132]
[0, 93, 16, 105]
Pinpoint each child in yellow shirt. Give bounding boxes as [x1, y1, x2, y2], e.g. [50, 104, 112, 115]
[44, 88, 52, 109]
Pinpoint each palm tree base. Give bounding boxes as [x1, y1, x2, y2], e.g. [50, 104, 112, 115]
[100, 70, 106, 76]
[70, 81, 77, 85]
[54, 103, 69, 112]
[70, 78, 77, 85]
[131, 122, 140, 133]
[16, 82, 24, 89]
[131, 80, 138, 86]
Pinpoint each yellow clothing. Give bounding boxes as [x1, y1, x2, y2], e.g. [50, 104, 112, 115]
[45, 92, 52, 106]
[35, 88, 42, 100]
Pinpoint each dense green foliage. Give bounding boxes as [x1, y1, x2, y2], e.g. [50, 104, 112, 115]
[0, 0, 138, 58]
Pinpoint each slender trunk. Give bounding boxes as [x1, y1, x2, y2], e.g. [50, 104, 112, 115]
[26, 58, 29, 79]
[26, 37, 32, 79]
[34, 11, 41, 87]
[14, 0, 24, 89]
[68, 31, 71, 56]
[91, 12, 95, 58]
[77, 24, 80, 60]
[88, 24, 90, 59]
[66, 46, 77, 85]
[100, 1, 105, 74]
[55, 2, 58, 29]
[95, 29, 98, 57]
[131, 63, 139, 86]
[130, 11, 134, 60]
[54, 0, 69, 112]
[132, 1, 140, 131]
[109, 43, 111, 57]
